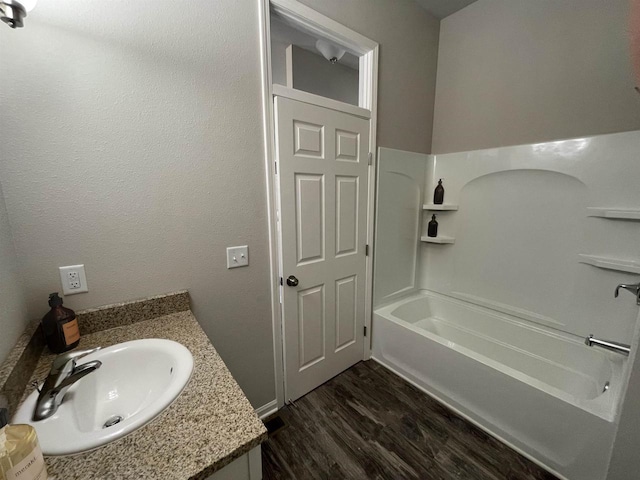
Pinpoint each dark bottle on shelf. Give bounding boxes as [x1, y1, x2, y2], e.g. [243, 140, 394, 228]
[41, 293, 81, 354]
[428, 214, 438, 237]
[433, 179, 445, 205]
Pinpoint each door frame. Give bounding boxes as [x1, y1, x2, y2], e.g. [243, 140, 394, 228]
[258, 0, 379, 409]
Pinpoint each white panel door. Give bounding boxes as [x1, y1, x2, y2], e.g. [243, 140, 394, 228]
[275, 96, 369, 402]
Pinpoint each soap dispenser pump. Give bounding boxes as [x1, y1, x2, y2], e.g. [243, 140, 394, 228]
[433, 179, 445, 205]
[428, 214, 438, 237]
[0, 408, 48, 480]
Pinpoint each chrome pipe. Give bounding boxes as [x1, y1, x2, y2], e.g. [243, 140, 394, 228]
[585, 334, 630, 356]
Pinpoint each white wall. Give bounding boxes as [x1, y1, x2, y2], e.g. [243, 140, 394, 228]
[299, 0, 441, 154]
[0, 0, 275, 407]
[0, 0, 442, 408]
[432, 0, 640, 154]
[0, 182, 29, 363]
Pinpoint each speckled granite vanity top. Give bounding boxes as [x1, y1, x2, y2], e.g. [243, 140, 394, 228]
[0, 291, 267, 480]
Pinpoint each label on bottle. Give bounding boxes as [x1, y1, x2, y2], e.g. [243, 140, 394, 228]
[5, 444, 47, 480]
[62, 318, 80, 346]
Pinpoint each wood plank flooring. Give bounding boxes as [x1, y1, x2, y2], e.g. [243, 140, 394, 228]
[262, 361, 558, 480]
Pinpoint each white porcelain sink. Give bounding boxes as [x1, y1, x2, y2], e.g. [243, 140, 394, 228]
[14, 339, 194, 456]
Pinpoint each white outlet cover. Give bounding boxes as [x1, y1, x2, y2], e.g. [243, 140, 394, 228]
[226, 246, 249, 269]
[59, 264, 89, 295]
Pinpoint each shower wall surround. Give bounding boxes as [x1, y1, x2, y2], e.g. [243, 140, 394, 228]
[420, 130, 640, 342]
[372, 131, 640, 480]
[373, 148, 427, 307]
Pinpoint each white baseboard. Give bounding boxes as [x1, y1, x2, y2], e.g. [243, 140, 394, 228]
[255, 399, 278, 420]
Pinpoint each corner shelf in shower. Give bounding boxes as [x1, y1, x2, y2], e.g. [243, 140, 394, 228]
[579, 254, 640, 274]
[421, 235, 455, 244]
[587, 207, 640, 220]
[423, 204, 459, 211]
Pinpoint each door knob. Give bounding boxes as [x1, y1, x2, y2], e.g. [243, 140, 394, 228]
[286, 275, 299, 287]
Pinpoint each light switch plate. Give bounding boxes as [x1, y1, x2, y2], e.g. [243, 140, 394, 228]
[59, 264, 89, 295]
[226, 246, 249, 269]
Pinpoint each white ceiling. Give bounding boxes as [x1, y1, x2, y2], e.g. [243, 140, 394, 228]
[414, 0, 478, 19]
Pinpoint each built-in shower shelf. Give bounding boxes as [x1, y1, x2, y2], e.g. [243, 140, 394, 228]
[579, 254, 640, 274]
[423, 204, 459, 211]
[587, 207, 640, 220]
[421, 235, 455, 244]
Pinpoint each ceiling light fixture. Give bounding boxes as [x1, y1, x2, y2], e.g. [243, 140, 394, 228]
[315, 39, 346, 64]
[1, 0, 37, 29]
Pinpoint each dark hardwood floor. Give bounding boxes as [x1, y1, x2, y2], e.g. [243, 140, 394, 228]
[262, 361, 558, 480]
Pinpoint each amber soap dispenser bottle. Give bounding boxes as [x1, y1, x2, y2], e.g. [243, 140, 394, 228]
[41, 293, 80, 353]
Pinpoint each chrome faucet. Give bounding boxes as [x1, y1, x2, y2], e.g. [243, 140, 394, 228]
[615, 283, 640, 305]
[584, 282, 639, 356]
[33, 347, 102, 421]
[585, 335, 630, 356]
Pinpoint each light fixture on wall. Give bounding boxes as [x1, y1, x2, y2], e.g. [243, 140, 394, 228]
[315, 39, 346, 64]
[1, 0, 36, 28]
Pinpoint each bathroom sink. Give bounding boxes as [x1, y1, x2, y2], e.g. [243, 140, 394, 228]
[13, 339, 194, 456]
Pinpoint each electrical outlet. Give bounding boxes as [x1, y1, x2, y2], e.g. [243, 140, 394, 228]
[59, 265, 89, 295]
[68, 271, 81, 289]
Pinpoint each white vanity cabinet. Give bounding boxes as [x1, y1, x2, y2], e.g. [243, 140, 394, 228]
[206, 447, 262, 480]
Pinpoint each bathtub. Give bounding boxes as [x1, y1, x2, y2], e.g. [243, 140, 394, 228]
[372, 290, 627, 480]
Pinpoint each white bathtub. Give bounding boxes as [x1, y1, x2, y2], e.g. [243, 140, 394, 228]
[372, 290, 627, 480]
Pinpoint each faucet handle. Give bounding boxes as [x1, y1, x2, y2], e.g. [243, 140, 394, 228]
[51, 360, 102, 394]
[51, 347, 101, 374]
[615, 283, 640, 305]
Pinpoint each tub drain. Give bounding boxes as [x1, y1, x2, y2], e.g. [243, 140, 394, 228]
[103, 416, 124, 429]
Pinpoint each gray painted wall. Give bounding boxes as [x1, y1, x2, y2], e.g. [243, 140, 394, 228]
[292, 46, 359, 106]
[0, 0, 440, 407]
[432, 0, 640, 154]
[0, 181, 29, 363]
[414, 0, 478, 20]
[0, 0, 275, 407]
[300, 0, 441, 154]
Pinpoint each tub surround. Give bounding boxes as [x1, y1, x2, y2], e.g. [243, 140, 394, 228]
[0, 291, 267, 480]
[420, 131, 640, 343]
[373, 148, 427, 307]
[372, 133, 640, 480]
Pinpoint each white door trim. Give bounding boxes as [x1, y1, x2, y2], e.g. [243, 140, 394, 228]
[258, 0, 285, 410]
[258, 0, 379, 409]
[272, 84, 371, 119]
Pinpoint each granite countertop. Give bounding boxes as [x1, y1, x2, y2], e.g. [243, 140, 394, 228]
[8, 292, 267, 480]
